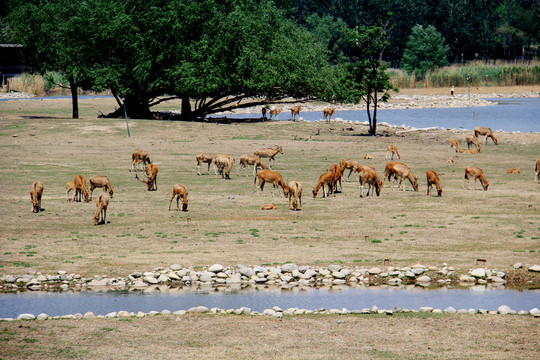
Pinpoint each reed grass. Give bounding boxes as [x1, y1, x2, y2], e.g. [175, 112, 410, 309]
[7, 73, 47, 96]
[389, 60, 540, 88]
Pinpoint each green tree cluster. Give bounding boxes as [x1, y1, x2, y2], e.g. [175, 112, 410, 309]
[401, 25, 450, 77]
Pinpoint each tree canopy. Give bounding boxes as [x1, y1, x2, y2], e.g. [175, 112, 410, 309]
[402, 25, 449, 77]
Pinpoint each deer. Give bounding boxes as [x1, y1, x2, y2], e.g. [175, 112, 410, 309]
[390, 163, 419, 191]
[460, 149, 480, 154]
[214, 153, 235, 179]
[449, 138, 459, 153]
[447, 156, 458, 165]
[312, 169, 335, 198]
[65, 181, 75, 201]
[237, 154, 268, 176]
[135, 163, 158, 191]
[131, 149, 151, 171]
[340, 159, 361, 181]
[261, 107, 267, 119]
[384, 161, 406, 190]
[507, 168, 520, 174]
[323, 107, 335, 121]
[329, 164, 344, 193]
[385, 145, 401, 160]
[536, 158, 540, 184]
[168, 184, 188, 211]
[254, 169, 288, 197]
[474, 126, 498, 145]
[261, 203, 277, 210]
[465, 134, 481, 152]
[464, 166, 489, 191]
[30, 181, 44, 213]
[356, 166, 382, 197]
[73, 175, 90, 202]
[364, 154, 373, 160]
[290, 105, 301, 121]
[94, 192, 110, 225]
[254, 145, 283, 169]
[269, 108, 281, 120]
[426, 170, 443, 197]
[89, 175, 113, 200]
[196, 153, 217, 175]
[287, 181, 303, 211]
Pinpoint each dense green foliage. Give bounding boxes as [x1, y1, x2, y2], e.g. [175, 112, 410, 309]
[402, 25, 449, 76]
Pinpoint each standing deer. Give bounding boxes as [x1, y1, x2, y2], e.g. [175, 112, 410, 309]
[254, 169, 289, 197]
[329, 164, 344, 193]
[385, 145, 401, 160]
[287, 181, 303, 211]
[426, 170, 443, 197]
[340, 159, 361, 181]
[390, 164, 419, 191]
[254, 145, 283, 169]
[464, 166, 489, 191]
[449, 138, 459, 153]
[465, 134, 481, 152]
[94, 192, 110, 225]
[168, 184, 188, 211]
[30, 181, 44, 213]
[136, 163, 158, 191]
[73, 175, 90, 202]
[290, 105, 301, 121]
[474, 126, 498, 145]
[536, 158, 540, 184]
[356, 166, 382, 197]
[312, 170, 335, 198]
[237, 154, 268, 176]
[269, 108, 281, 120]
[323, 107, 335, 121]
[131, 149, 151, 171]
[214, 153, 235, 179]
[89, 175, 113, 200]
[384, 161, 406, 189]
[196, 153, 217, 175]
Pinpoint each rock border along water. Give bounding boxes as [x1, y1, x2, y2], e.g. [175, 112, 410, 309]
[1, 262, 539, 321]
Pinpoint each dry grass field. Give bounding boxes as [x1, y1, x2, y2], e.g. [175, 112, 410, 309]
[0, 93, 539, 359]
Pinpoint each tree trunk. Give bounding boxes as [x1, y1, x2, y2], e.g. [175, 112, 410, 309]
[372, 90, 378, 135]
[181, 95, 192, 120]
[366, 96, 373, 135]
[68, 77, 78, 119]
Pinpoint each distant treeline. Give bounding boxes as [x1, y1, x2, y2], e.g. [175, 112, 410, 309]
[279, 0, 539, 64]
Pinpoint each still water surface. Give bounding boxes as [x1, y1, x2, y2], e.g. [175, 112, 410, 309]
[1, 287, 538, 318]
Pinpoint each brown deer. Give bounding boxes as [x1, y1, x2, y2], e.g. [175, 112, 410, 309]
[426, 170, 443, 197]
[290, 105, 301, 121]
[238, 154, 268, 176]
[363, 154, 373, 160]
[474, 126, 498, 145]
[506, 168, 520, 174]
[287, 181, 303, 211]
[214, 153, 235, 179]
[323, 107, 336, 121]
[254, 145, 283, 169]
[269, 108, 282, 120]
[196, 153, 217, 175]
[73, 175, 90, 202]
[465, 134, 481, 152]
[356, 166, 382, 197]
[385, 145, 401, 160]
[449, 138, 459, 153]
[464, 166, 489, 191]
[30, 181, 44, 213]
[460, 149, 480, 154]
[384, 161, 406, 189]
[89, 175, 113, 200]
[312, 169, 335, 198]
[168, 184, 188, 211]
[94, 192, 110, 225]
[261, 203, 277, 210]
[131, 149, 151, 171]
[65, 181, 75, 201]
[340, 159, 361, 181]
[329, 164, 344, 193]
[391, 164, 419, 191]
[135, 163, 158, 191]
[254, 169, 288, 197]
[536, 158, 540, 184]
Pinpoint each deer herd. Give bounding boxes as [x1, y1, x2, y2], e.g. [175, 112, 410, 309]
[28, 124, 538, 225]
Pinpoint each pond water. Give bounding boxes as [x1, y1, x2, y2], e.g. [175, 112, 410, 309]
[1, 286, 538, 318]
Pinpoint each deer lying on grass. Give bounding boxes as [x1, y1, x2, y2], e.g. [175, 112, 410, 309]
[254, 145, 283, 169]
[340, 159, 361, 181]
[269, 108, 281, 120]
[287, 181, 303, 211]
[131, 149, 151, 171]
[168, 184, 188, 211]
[426, 170, 443, 197]
[261, 203, 277, 210]
[135, 163, 158, 191]
[465, 134, 481, 152]
[536, 158, 540, 183]
[73, 175, 90, 202]
[460, 148, 480, 154]
[449, 138, 459, 153]
[447, 156, 458, 164]
[388, 163, 419, 191]
[507, 168, 520, 174]
[356, 166, 382, 197]
[94, 192, 110, 225]
[474, 126, 498, 145]
[214, 153, 235, 179]
[255, 170, 288, 197]
[364, 154, 373, 160]
[238, 154, 268, 176]
[385, 145, 401, 160]
[323, 107, 335, 121]
[30, 181, 44, 213]
[464, 166, 489, 191]
[329, 164, 344, 193]
[312, 169, 335, 198]
[196, 153, 217, 175]
[65, 181, 75, 201]
[290, 105, 301, 121]
[89, 175, 113, 200]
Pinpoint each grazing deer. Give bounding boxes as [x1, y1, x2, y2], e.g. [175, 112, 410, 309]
[329, 164, 344, 193]
[449, 138, 459, 153]
[269, 108, 281, 120]
[238, 154, 268, 176]
[385, 145, 401, 160]
[73, 175, 90, 202]
[65, 181, 75, 201]
[465, 134, 481, 152]
[340, 159, 361, 181]
[135, 163, 158, 191]
[464, 166, 489, 191]
[89, 175, 113, 200]
[390, 164, 419, 191]
[254, 169, 288, 197]
[196, 153, 217, 175]
[536, 158, 540, 184]
[30, 181, 44, 213]
[506, 168, 520, 174]
[356, 166, 382, 197]
[323, 107, 335, 121]
[312, 169, 335, 198]
[94, 192, 110, 225]
[474, 126, 498, 145]
[426, 170, 443, 197]
[214, 153, 235, 179]
[384, 161, 406, 189]
[254, 145, 283, 169]
[261, 203, 277, 210]
[290, 105, 301, 121]
[287, 181, 303, 211]
[131, 149, 151, 171]
[168, 184, 188, 211]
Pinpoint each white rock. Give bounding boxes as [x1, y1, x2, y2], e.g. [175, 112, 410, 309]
[528, 265, 540, 272]
[471, 268, 486, 278]
[513, 263, 523, 269]
[444, 307, 456, 314]
[36, 313, 49, 320]
[170, 264, 183, 271]
[143, 276, 159, 284]
[368, 267, 382, 275]
[498, 305, 512, 315]
[281, 263, 298, 272]
[416, 275, 431, 283]
[328, 264, 342, 272]
[419, 307, 433, 313]
[83, 312, 96, 319]
[188, 306, 209, 313]
[17, 313, 35, 320]
[208, 264, 224, 273]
